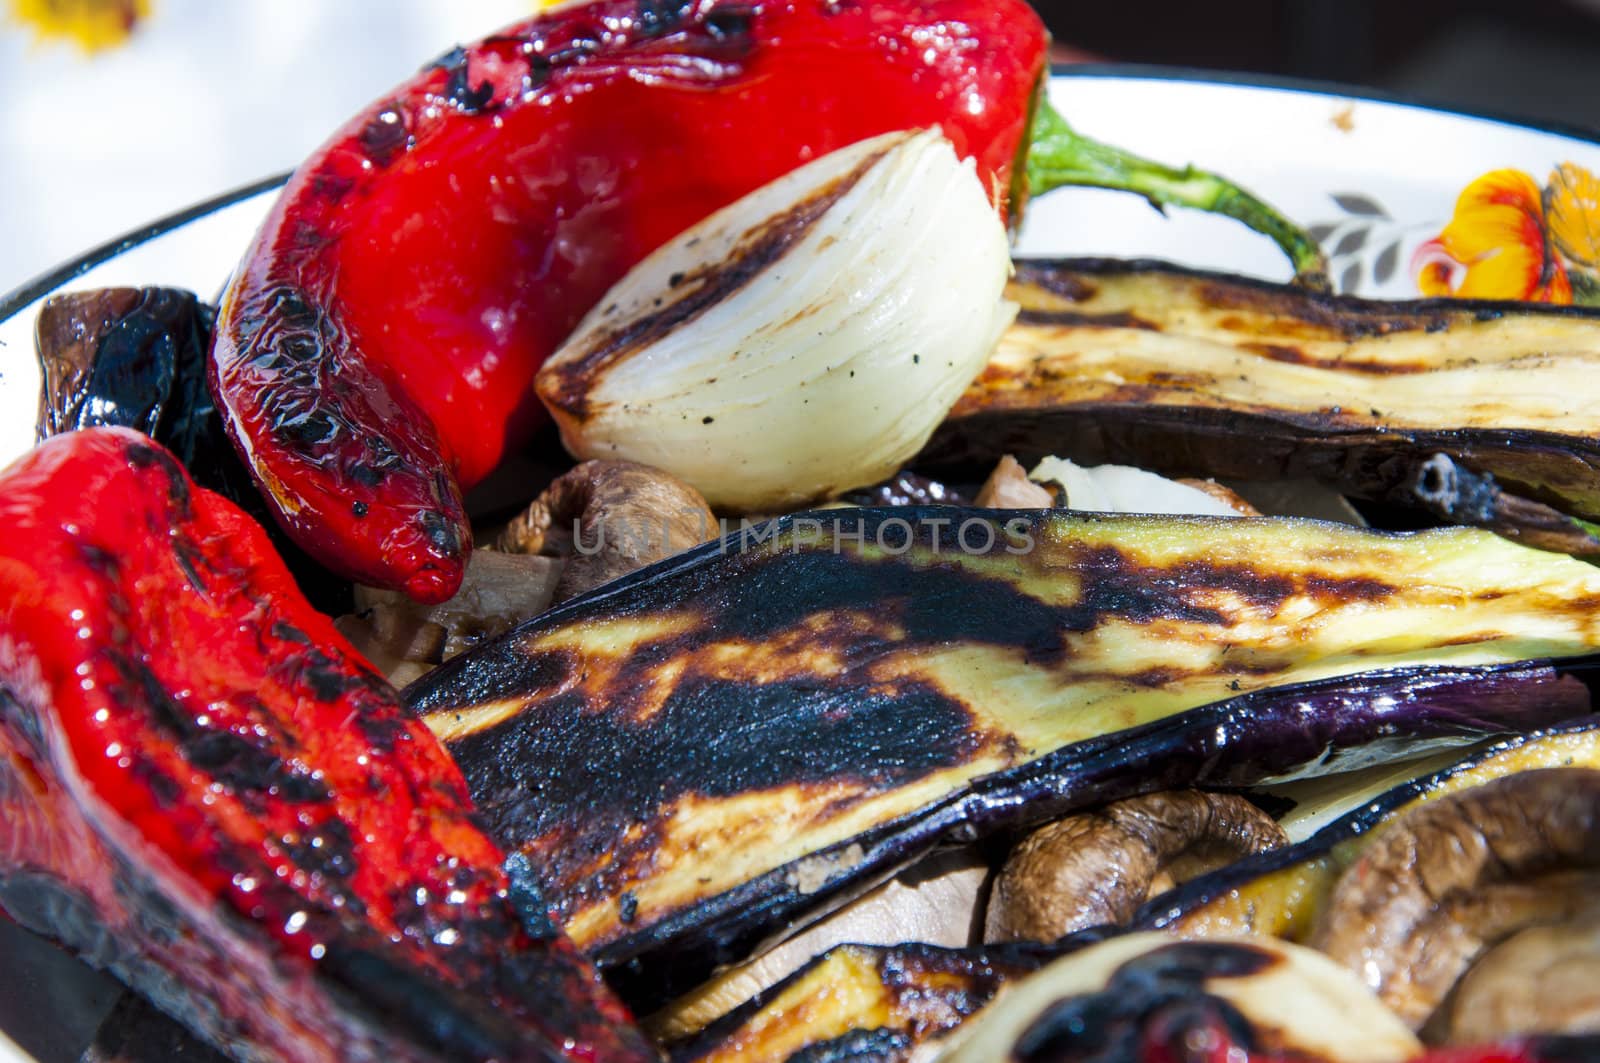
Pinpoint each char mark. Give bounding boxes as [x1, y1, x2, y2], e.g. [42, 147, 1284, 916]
[451, 674, 988, 865]
[1014, 942, 1278, 1063]
[540, 147, 888, 420]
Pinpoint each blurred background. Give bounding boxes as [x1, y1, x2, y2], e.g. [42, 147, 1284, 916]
[2, 0, 1600, 295]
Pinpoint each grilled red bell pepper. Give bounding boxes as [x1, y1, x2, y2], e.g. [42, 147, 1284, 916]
[213, 0, 1322, 603]
[0, 427, 653, 1062]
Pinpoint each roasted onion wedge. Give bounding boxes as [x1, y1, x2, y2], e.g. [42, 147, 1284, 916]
[404, 508, 1600, 1008]
[924, 258, 1600, 553]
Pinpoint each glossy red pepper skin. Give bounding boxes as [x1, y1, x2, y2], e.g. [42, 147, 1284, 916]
[212, 0, 1049, 602]
[0, 428, 653, 1062]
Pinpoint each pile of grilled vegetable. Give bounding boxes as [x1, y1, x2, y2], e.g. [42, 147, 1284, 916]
[10, 2, 1600, 1062]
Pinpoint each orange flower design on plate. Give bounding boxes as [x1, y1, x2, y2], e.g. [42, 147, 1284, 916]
[1414, 165, 1600, 305]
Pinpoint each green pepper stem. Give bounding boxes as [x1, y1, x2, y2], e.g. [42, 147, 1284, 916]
[1025, 96, 1330, 290]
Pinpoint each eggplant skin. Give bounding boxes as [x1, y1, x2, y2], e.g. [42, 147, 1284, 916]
[32, 287, 352, 614]
[1131, 720, 1600, 941]
[404, 507, 1600, 1008]
[924, 258, 1600, 542]
[33, 288, 239, 492]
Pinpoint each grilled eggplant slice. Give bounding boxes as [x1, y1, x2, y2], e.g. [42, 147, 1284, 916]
[404, 508, 1600, 1008]
[35, 288, 243, 495]
[649, 848, 990, 1043]
[669, 941, 1051, 1063]
[923, 259, 1600, 553]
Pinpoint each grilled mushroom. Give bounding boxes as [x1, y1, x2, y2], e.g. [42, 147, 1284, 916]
[337, 549, 561, 687]
[1443, 917, 1600, 1043]
[1310, 767, 1600, 1034]
[498, 459, 715, 603]
[986, 791, 1286, 943]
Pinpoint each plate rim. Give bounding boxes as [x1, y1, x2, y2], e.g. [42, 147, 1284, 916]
[6, 63, 1600, 329]
[0, 172, 288, 325]
[1054, 61, 1600, 145]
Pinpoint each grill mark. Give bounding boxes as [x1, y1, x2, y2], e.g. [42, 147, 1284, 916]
[126, 441, 191, 514]
[1011, 262, 1099, 303]
[451, 675, 991, 914]
[359, 105, 410, 167]
[539, 143, 894, 421]
[1195, 280, 1455, 340]
[1014, 941, 1280, 1063]
[1018, 309, 1160, 332]
[1239, 341, 1430, 376]
[103, 650, 333, 809]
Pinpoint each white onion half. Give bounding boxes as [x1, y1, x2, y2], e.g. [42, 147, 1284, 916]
[535, 128, 1016, 512]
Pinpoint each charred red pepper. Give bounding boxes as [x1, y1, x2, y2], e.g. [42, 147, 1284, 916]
[213, 0, 1321, 602]
[0, 427, 654, 1062]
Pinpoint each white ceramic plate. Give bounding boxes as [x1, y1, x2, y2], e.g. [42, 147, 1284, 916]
[2, 68, 1599, 1062]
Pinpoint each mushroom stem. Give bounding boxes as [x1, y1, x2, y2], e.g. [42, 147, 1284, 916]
[985, 791, 1286, 943]
[1310, 767, 1600, 1032]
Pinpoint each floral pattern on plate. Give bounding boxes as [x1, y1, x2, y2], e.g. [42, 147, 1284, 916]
[1305, 164, 1600, 304]
[1413, 164, 1600, 305]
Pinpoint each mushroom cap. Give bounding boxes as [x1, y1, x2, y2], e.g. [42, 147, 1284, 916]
[1310, 767, 1600, 1031]
[1443, 915, 1600, 1043]
[498, 459, 715, 603]
[986, 790, 1286, 943]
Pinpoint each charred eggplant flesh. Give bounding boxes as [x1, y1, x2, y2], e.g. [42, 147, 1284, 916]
[405, 508, 1600, 1007]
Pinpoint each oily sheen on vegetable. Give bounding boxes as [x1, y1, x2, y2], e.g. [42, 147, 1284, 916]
[32, 286, 354, 615]
[403, 507, 1600, 1009]
[672, 934, 1599, 1062]
[210, 0, 1322, 603]
[0, 428, 652, 1063]
[535, 129, 1015, 512]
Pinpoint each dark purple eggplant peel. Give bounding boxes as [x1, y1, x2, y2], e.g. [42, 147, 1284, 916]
[403, 507, 1600, 1010]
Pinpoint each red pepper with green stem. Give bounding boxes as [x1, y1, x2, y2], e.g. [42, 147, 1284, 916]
[212, 0, 1325, 603]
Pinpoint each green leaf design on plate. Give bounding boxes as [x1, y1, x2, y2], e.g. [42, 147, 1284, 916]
[1332, 192, 1389, 218]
